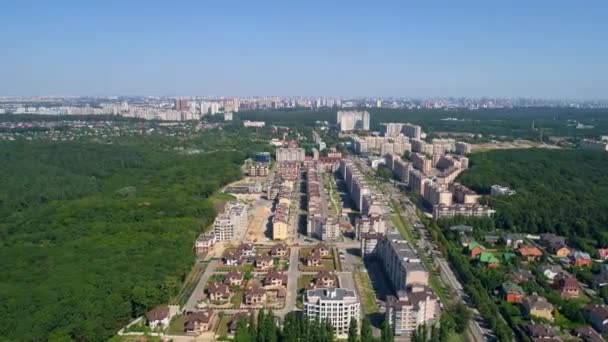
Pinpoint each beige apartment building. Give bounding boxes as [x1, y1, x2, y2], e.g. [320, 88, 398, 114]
[386, 286, 440, 336]
[304, 287, 360, 339]
[275, 148, 305, 162]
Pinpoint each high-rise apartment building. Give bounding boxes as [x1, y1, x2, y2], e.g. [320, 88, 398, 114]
[200, 101, 211, 116]
[403, 123, 422, 140]
[213, 202, 248, 242]
[175, 97, 189, 111]
[455, 141, 472, 155]
[386, 286, 440, 336]
[376, 232, 429, 290]
[210, 102, 220, 115]
[412, 153, 432, 175]
[275, 148, 305, 162]
[223, 99, 239, 113]
[408, 169, 430, 197]
[304, 288, 360, 339]
[337, 111, 370, 131]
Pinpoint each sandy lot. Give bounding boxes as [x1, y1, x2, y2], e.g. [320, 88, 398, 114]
[471, 140, 561, 152]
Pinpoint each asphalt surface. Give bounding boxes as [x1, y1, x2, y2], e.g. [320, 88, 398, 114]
[184, 260, 219, 312]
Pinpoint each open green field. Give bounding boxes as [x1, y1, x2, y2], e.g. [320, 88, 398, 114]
[354, 270, 380, 314]
[167, 315, 188, 335]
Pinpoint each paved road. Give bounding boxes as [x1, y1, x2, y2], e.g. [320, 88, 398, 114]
[184, 260, 219, 312]
[276, 246, 301, 318]
[282, 247, 302, 315]
[352, 156, 492, 342]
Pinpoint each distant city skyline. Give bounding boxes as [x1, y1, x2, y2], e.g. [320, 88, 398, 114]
[1, 0, 607, 98]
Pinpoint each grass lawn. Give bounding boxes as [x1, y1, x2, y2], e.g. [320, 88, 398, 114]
[297, 275, 315, 309]
[230, 290, 243, 308]
[173, 262, 206, 305]
[354, 270, 380, 314]
[167, 315, 187, 335]
[300, 259, 336, 272]
[215, 315, 232, 337]
[210, 192, 237, 212]
[299, 247, 334, 259]
[323, 173, 341, 215]
[389, 201, 417, 243]
[216, 265, 245, 272]
[447, 333, 465, 342]
[273, 258, 289, 271]
[211, 192, 237, 205]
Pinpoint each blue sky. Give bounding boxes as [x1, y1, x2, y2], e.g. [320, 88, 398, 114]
[0, 0, 607, 98]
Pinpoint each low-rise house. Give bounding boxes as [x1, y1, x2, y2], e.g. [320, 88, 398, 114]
[584, 304, 608, 334]
[244, 286, 267, 305]
[554, 273, 580, 298]
[184, 310, 216, 335]
[468, 241, 485, 259]
[548, 242, 571, 258]
[237, 243, 256, 257]
[270, 244, 288, 258]
[224, 251, 245, 266]
[304, 252, 323, 267]
[255, 256, 274, 270]
[599, 248, 608, 261]
[502, 234, 524, 248]
[517, 245, 543, 262]
[573, 326, 604, 342]
[459, 235, 474, 247]
[509, 269, 534, 284]
[478, 252, 500, 268]
[264, 271, 288, 287]
[571, 250, 593, 268]
[207, 283, 232, 302]
[540, 233, 566, 248]
[524, 323, 560, 341]
[229, 311, 252, 334]
[594, 264, 608, 288]
[449, 225, 473, 234]
[539, 265, 564, 282]
[146, 306, 171, 329]
[501, 282, 525, 303]
[224, 271, 244, 286]
[308, 270, 339, 289]
[522, 295, 554, 321]
[483, 233, 500, 245]
[312, 244, 330, 257]
[194, 234, 216, 257]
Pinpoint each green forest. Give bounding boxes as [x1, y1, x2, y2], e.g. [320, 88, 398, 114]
[239, 107, 608, 141]
[457, 148, 608, 252]
[0, 138, 252, 341]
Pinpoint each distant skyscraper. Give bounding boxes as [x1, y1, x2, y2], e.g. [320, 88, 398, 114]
[175, 97, 189, 111]
[376, 99, 382, 108]
[223, 99, 239, 113]
[200, 101, 211, 116]
[210, 102, 220, 115]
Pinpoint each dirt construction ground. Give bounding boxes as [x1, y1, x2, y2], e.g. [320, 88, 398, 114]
[471, 140, 561, 152]
[243, 198, 273, 244]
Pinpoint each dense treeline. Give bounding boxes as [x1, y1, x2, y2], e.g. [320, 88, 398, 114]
[0, 139, 247, 341]
[425, 217, 513, 341]
[233, 311, 394, 342]
[233, 310, 335, 342]
[239, 108, 608, 140]
[457, 148, 608, 252]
